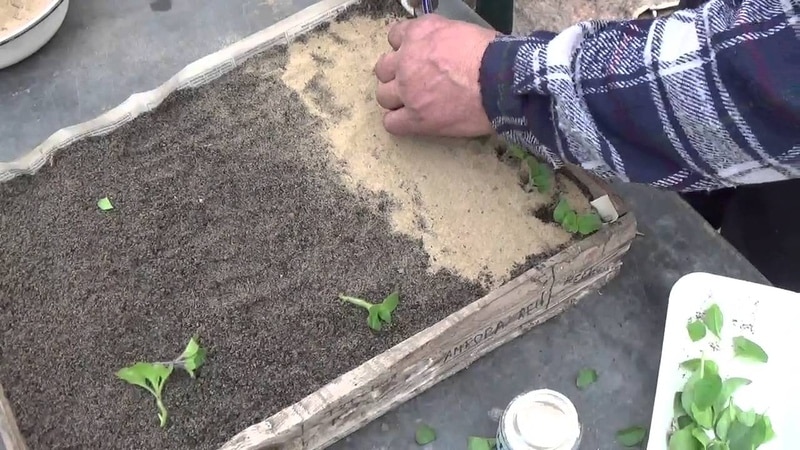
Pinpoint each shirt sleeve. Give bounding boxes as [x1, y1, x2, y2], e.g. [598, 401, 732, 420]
[478, 0, 800, 191]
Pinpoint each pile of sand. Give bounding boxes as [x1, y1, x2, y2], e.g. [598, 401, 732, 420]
[0, 0, 50, 39]
[261, 16, 589, 286]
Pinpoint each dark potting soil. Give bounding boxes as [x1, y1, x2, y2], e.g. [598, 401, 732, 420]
[0, 6, 489, 450]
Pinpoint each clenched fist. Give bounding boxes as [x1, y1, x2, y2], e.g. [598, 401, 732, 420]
[373, 14, 499, 137]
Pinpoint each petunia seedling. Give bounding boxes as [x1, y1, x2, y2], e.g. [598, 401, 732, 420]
[703, 304, 724, 338]
[467, 436, 497, 450]
[116, 362, 173, 427]
[414, 423, 437, 445]
[525, 158, 553, 193]
[576, 368, 598, 389]
[507, 145, 552, 193]
[116, 336, 207, 427]
[339, 291, 400, 331]
[616, 426, 647, 447]
[686, 320, 707, 342]
[174, 336, 207, 378]
[732, 336, 768, 363]
[553, 198, 602, 236]
[97, 196, 114, 211]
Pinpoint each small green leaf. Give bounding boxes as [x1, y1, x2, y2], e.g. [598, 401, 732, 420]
[97, 196, 114, 211]
[616, 426, 646, 447]
[750, 415, 770, 447]
[527, 160, 552, 193]
[553, 198, 571, 223]
[562, 211, 579, 233]
[669, 426, 701, 450]
[467, 436, 497, 450]
[179, 336, 207, 378]
[737, 409, 756, 427]
[732, 336, 768, 363]
[576, 213, 602, 235]
[532, 173, 552, 193]
[691, 404, 713, 429]
[681, 376, 698, 416]
[116, 364, 155, 394]
[576, 368, 598, 389]
[714, 377, 751, 413]
[676, 415, 694, 429]
[415, 423, 437, 445]
[116, 362, 174, 427]
[715, 406, 734, 440]
[691, 427, 712, 447]
[687, 320, 707, 342]
[508, 145, 528, 161]
[377, 291, 400, 324]
[727, 419, 756, 450]
[762, 415, 775, 442]
[674, 392, 686, 416]
[692, 372, 722, 410]
[702, 304, 724, 338]
[680, 359, 719, 375]
[367, 308, 383, 331]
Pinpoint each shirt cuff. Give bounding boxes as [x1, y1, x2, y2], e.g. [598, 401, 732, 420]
[478, 33, 560, 156]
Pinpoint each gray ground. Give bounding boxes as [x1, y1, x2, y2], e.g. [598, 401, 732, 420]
[514, 0, 641, 32]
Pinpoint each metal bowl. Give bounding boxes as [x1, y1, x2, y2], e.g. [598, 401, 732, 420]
[0, 0, 70, 69]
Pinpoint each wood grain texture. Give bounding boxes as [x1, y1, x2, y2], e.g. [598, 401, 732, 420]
[0, 383, 27, 450]
[219, 167, 637, 450]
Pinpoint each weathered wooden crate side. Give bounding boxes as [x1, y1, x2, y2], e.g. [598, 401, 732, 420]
[1, 383, 27, 450]
[219, 169, 637, 450]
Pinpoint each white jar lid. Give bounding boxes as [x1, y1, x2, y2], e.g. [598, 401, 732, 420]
[502, 389, 581, 450]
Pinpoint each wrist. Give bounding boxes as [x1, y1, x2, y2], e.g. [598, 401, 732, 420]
[478, 37, 527, 126]
[477, 34, 561, 151]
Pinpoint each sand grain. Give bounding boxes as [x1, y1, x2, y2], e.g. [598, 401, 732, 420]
[279, 17, 580, 285]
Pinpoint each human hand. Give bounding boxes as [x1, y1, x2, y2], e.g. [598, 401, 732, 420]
[373, 14, 499, 137]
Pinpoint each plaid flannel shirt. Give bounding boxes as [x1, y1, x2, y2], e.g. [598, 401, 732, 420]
[479, 0, 800, 191]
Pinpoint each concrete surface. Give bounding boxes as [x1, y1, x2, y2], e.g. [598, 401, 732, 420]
[0, 1, 768, 449]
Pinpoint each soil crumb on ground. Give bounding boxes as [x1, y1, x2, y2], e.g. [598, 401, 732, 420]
[0, 0, 50, 39]
[275, 16, 578, 285]
[0, 40, 488, 450]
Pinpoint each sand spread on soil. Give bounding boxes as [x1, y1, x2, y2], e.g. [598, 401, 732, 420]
[269, 16, 587, 285]
[0, 0, 50, 39]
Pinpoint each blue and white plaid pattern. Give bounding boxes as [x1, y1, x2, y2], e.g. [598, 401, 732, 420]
[479, 0, 800, 191]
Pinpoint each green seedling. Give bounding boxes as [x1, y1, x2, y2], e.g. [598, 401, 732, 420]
[680, 358, 719, 375]
[467, 436, 497, 450]
[415, 423, 437, 445]
[116, 336, 207, 427]
[732, 336, 768, 363]
[507, 145, 553, 193]
[617, 426, 647, 447]
[339, 291, 399, 331]
[576, 368, 598, 389]
[116, 362, 173, 427]
[97, 196, 114, 211]
[687, 320, 707, 342]
[703, 304, 724, 339]
[175, 336, 207, 378]
[667, 304, 774, 449]
[552, 198, 603, 236]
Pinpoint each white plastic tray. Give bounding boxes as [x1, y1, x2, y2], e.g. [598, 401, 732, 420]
[647, 272, 800, 449]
